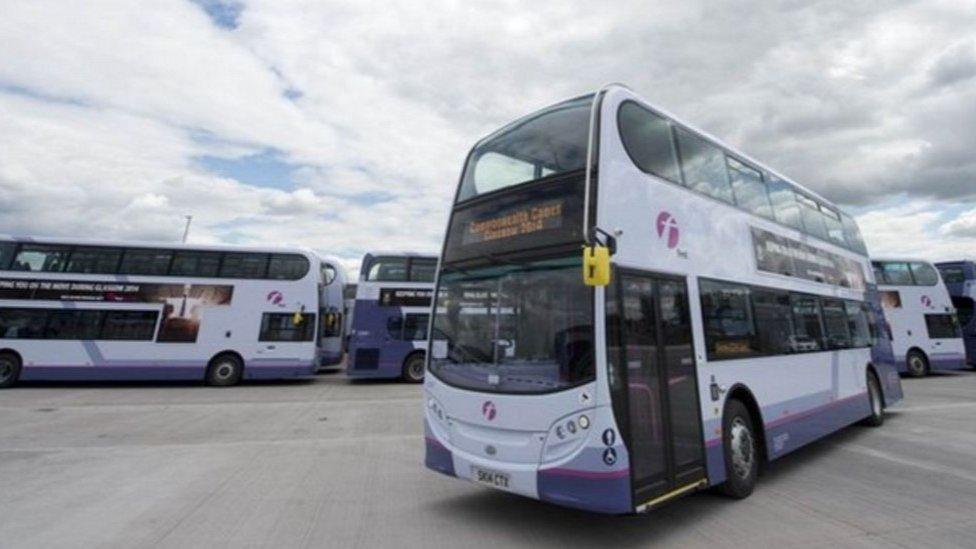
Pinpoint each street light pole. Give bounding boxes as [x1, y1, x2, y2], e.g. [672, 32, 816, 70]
[181, 215, 193, 243]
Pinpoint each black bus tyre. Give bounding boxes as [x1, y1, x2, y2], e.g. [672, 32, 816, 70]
[906, 350, 928, 378]
[401, 353, 425, 383]
[720, 399, 759, 499]
[206, 354, 243, 387]
[0, 352, 21, 388]
[861, 371, 884, 427]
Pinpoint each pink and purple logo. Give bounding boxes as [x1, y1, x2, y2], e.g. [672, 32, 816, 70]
[482, 401, 497, 421]
[921, 295, 933, 308]
[656, 211, 680, 249]
[266, 290, 285, 307]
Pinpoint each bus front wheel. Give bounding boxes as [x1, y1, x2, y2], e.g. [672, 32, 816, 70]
[720, 399, 758, 499]
[861, 371, 885, 427]
[206, 354, 243, 387]
[906, 350, 928, 378]
[0, 352, 21, 389]
[401, 353, 425, 384]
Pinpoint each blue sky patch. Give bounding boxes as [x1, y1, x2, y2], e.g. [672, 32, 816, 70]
[196, 149, 298, 189]
[191, 0, 244, 30]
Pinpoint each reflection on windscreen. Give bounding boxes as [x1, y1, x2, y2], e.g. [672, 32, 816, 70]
[457, 96, 593, 202]
[429, 257, 594, 394]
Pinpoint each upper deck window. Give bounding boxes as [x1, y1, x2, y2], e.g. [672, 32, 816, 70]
[409, 258, 437, 282]
[617, 101, 682, 183]
[267, 254, 310, 280]
[840, 213, 868, 255]
[796, 194, 829, 241]
[767, 178, 804, 231]
[675, 128, 734, 204]
[65, 248, 123, 274]
[367, 257, 408, 281]
[0, 243, 16, 270]
[876, 261, 914, 285]
[938, 265, 967, 284]
[909, 262, 939, 286]
[458, 96, 592, 202]
[727, 157, 773, 219]
[12, 245, 70, 272]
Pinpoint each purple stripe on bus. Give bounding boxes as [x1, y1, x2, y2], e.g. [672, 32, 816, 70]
[424, 421, 455, 477]
[538, 467, 630, 480]
[538, 465, 632, 514]
[19, 362, 316, 382]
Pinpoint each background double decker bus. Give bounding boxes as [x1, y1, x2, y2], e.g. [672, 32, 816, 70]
[423, 85, 903, 514]
[872, 258, 966, 376]
[346, 253, 437, 382]
[0, 236, 347, 387]
[935, 260, 976, 368]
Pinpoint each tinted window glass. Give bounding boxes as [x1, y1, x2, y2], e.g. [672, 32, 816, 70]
[0, 242, 17, 269]
[13, 245, 70, 272]
[879, 262, 913, 285]
[367, 258, 408, 282]
[617, 102, 682, 183]
[119, 249, 173, 276]
[768, 178, 804, 230]
[220, 253, 268, 279]
[909, 262, 939, 286]
[700, 280, 757, 359]
[925, 314, 960, 339]
[403, 313, 430, 341]
[458, 96, 591, 201]
[939, 265, 966, 284]
[796, 195, 828, 241]
[65, 248, 122, 274]
[321, 264, 337, 285]
[821, 298, 851, 349]
[840, 213, 868, 255]
[727, 157, 773, 218]
[791, 295, 824, 352]
[169, 251, 221, 277]
[260, 313, 315, 341]
[752, 289, 795, 354]
[845, 301, 871, 347]
[952, 296, 974, 329]
[267, 254, 309, 280]
[675, 128, 733, 204]
[821, 206, 846, 246]
[0, 308, 49, 339]
[100, 311, 157, 340]
[46, 310, 104, 339]
[321, 310, 342, 338]
[409, 259, 437, 282]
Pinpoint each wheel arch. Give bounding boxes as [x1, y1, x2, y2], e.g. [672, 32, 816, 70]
[723, 383, 768, 465]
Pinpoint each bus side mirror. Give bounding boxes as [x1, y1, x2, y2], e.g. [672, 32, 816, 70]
[583, 246, 611, 287]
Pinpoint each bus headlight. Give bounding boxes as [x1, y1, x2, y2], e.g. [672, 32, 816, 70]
[542, 411, 592, 463]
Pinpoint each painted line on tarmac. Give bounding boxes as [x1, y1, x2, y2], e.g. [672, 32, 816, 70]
[838, 443, 976, 485]
[896, 402, 976, 412]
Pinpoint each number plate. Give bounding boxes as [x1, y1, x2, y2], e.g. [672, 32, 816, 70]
[472, 467, 510, 490]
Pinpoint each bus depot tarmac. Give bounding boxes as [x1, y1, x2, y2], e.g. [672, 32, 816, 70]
[1, 371, 975, 549]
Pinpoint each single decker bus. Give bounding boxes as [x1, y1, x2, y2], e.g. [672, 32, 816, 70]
[934, 260, 976, 368]
[872, 258, 965, 376]
[346, 253, 437, 382]
[423, 84, 903, 514]
[0, 236, 347, 387]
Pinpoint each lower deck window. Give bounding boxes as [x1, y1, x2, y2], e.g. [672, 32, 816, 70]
[0, 308, 157, 341]
[386, 313, 430, 341]
[260, 313, 316, 342]
[925, 314, 961, 339]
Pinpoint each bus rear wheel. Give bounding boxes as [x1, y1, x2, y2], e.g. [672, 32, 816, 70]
[720, 399, 758, 499]
[906, 350, 928, 378]
[0, 352, 21, 389]
[861, 371, 884, 427]
[206, 354, 243, 387]
[401, 353, 425, 383]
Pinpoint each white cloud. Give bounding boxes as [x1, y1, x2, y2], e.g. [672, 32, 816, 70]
[1, 0, 976, 271]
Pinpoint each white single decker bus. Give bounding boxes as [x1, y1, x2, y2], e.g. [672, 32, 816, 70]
[423, 85, 903, 514]
[872, 258, 966, 376]
[0, 236, 347, 388]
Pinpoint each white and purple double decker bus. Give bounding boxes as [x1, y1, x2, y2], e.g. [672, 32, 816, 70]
[872, 258, 966, 376]
[0, 236, 347, 388]
[423, 85, 903, 514]
[346, 253, 437, 382]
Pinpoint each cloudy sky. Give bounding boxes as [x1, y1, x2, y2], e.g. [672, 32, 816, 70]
[1, 0, 975, 271]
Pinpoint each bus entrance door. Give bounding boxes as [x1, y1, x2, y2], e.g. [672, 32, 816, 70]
[613, 272, 706, 511]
